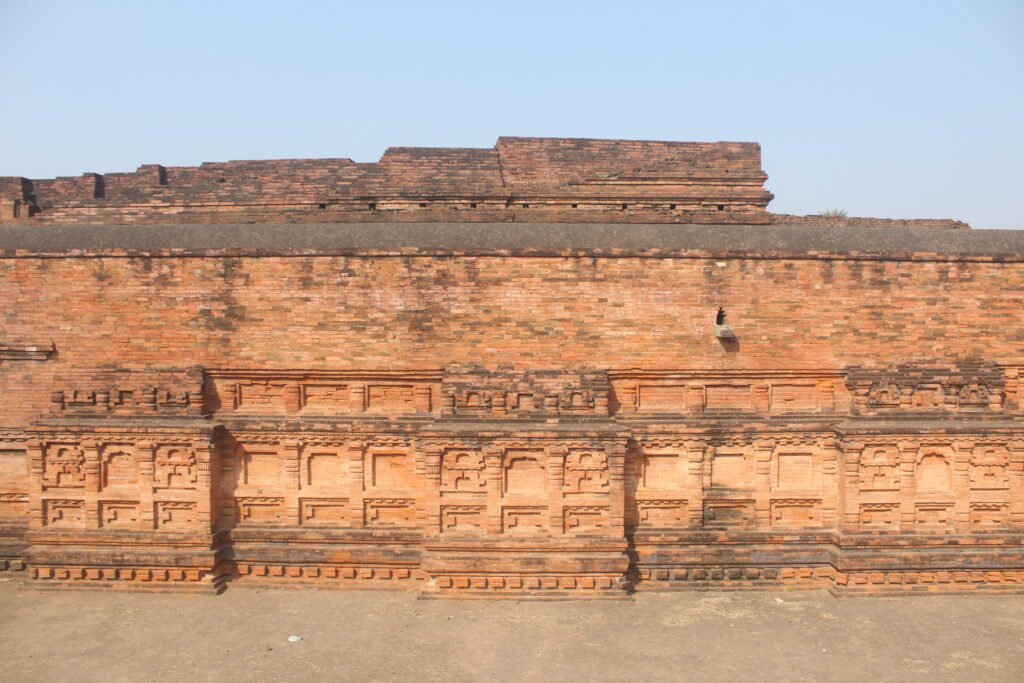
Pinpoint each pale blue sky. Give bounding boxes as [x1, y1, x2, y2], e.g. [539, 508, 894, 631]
[1, 1, 1021, 227]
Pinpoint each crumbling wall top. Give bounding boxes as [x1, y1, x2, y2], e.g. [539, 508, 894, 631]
[0, 137, 775, 226]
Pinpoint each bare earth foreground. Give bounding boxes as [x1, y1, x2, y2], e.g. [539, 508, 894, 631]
[1, 577, 1022, 682]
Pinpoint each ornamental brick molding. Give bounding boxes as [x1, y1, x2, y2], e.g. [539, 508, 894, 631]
[0, 137, 1021, 597]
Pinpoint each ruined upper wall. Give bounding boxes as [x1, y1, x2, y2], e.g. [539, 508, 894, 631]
[0, 137, 777, 226]
[770, 214, 970, 231]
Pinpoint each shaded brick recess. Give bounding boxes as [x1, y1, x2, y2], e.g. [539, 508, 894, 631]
[0, 138, 1020, 597]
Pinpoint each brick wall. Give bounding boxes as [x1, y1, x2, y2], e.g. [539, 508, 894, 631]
[0, 135, 1019, 596]
[1, 238, 1023, 595]
[1, 254, 1021, 394]
[0, 138, 773, 226]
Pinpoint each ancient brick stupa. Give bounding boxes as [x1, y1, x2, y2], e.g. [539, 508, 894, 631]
[0, 137, 1021, 596]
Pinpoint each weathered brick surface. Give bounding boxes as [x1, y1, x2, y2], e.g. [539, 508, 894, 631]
[0, 138, 1020, 596]
[770, 213, 970, 231]
[0, 138, 773, 226]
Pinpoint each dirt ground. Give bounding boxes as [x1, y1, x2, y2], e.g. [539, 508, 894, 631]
[1, 576, 1022, 682]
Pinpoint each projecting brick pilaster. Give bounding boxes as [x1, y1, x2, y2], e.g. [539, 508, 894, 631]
[137, 442, 155, 529]
[607, 442, 626, 535]
[548, 445, 567, 533]
[754, 440, 774, 528]
[347, 441, 366, 529]
[484, 448, 503, 535]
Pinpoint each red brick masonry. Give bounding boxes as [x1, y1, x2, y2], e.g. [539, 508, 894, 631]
[0, 137, 965, 230]
[0, 138, 1019, 597]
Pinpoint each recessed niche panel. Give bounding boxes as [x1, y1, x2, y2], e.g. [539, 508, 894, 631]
[369, 453, 412, 489]
[503, 451, 546, 496]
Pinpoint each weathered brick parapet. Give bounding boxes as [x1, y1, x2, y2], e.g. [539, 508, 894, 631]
[0, 138, 774, 226]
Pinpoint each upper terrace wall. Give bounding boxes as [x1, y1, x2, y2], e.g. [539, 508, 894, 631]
[0, 138, 774, 226]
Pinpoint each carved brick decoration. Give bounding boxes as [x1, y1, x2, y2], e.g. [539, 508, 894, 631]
[43, 499, 85, 527]
[155, 501, 197, 530]
[365, 498, 416, 526]
[636, 500, 688, 528]
[2, 137, 1022, 595]
[300, 498, 349, 526]
[860, 502, 900, 531]
[563, 451, 609, 494]
[100, 500, 139, 529]
[237, 497, 285, 524]
[859, 447, 901, 490]
[154, 446, 197, 489]
[41, 445, 85, 489]
[770, 499, 822, 528]
[503, 451, 546, 496]
[440, 505, 485, 533]
[847, 363, 1005, 416]
[970, 447, 1010, 489]
[502, 506, 547, 533]
[564, 506, 610, 533]
[101, 445, 137, 489]
[441, 450, 486, 492]
[703, 499, 756, 528]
